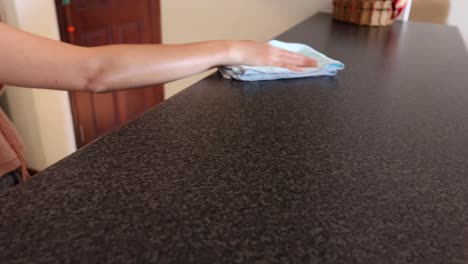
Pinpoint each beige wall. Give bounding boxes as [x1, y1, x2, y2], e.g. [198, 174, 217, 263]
[410, 0, 450, 24]
[410, 0, 467, 47]
[161, 0, 331, 98]
[1, 0, 76, 170]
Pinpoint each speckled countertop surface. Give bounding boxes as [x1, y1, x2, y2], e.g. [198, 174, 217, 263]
[2, 14, 468, 264]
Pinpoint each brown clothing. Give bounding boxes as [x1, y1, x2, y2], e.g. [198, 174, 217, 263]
[0, 87, 30, 180]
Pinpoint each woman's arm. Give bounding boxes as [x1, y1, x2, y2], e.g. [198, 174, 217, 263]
[0, 22, 316, 93]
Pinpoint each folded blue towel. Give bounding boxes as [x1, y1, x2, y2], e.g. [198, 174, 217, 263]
[219, 40, 344, 81]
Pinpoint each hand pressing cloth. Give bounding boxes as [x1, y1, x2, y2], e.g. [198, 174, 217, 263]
[219, 40, 344, 81]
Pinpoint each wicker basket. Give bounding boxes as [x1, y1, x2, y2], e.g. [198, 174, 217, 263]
[333, 0, 396, 26]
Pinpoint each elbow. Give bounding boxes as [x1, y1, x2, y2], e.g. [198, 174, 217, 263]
[83, 77, 110, 93]
[79, 49, 112, 93]
[82, 62, 111, 93]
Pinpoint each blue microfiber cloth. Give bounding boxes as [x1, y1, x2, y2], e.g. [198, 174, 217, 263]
[219, 40, 344, 81]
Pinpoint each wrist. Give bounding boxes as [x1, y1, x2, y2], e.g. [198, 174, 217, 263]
[217, 40, 241, 66]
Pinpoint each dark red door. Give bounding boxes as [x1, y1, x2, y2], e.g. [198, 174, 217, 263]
[55, 0, 164, 147]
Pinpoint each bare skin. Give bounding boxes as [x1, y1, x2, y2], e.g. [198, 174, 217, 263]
[0, 22, 317, 93]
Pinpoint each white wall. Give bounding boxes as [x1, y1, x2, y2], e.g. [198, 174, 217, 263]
[447, 0, 468, 46]
[1, 0, 76, 170]
[161, 0, 331, 98]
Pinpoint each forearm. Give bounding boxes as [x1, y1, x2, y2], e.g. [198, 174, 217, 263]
[89, 41, 234, 92]
[0, 23, 233, 92]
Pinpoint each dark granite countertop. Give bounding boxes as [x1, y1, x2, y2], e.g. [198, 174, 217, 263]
[2, 14, 468, 264]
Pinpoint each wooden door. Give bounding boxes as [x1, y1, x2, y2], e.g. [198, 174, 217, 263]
[55, 0, 164, 148]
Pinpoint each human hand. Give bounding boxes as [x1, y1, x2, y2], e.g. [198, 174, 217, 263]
[226, 40, 317, 71]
